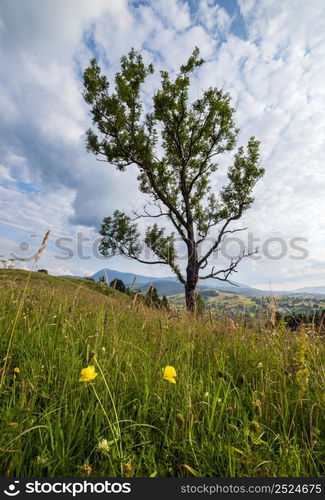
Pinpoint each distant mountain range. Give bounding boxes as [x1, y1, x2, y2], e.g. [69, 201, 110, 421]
[292, 286, 325, 295]
[61, 268, 325, 298]
[89, 268, 263, 296]
[62, 268, 255, 295]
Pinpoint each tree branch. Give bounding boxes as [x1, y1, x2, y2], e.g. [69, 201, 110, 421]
[198, 206, 244, 267]
[199, 249, 257, 281]
[131, 202, 169, 221]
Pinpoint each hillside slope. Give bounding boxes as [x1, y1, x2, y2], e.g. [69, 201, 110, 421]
[0, 269, 126, 300]
[0, 269, 324, 477]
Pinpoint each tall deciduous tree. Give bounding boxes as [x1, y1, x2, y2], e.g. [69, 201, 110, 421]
[83, 48, 264, 312]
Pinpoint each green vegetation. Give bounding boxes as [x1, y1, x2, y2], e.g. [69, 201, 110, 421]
[109, 278, 126, 294]
[83, 48, 264, 312]
[170, 289, 325, 318]
[0, 269, 324, 477]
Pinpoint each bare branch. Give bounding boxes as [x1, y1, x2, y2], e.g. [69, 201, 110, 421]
[131, 202, 169, 221]
[197, 224, 247, 245]
[198, 206, 245, 267]
[223, 227, 248, 235]
[118, 234, 186, 285]
[199, 249, 257, 281]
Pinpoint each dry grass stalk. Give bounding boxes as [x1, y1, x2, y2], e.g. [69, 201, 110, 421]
[0, 230, 50, 390]
[34, 230, 50, 262]
[268, 296, 278, 328]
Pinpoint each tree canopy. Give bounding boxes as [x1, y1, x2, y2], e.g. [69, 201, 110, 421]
[110, 278, 126, 293]
[83, 47, 264, 311]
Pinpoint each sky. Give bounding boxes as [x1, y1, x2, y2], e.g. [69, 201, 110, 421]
[0, 0, 324, 290]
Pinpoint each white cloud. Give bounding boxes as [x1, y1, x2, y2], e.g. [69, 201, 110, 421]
[151, 0, 191, 31]
[198, 0, 232, 34]
[0, 0, 324, 288]
[0, 164, 14, 182]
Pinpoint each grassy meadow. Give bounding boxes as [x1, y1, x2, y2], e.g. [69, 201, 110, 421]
[0, 269, 324, 477]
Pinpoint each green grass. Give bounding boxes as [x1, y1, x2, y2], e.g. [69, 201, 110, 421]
[0, 269, 324, 477]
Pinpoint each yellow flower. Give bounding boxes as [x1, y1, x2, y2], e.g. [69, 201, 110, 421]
[163, 365, 177, 384]
[79, 365, 98, 382]
[14, 367, 20, 374]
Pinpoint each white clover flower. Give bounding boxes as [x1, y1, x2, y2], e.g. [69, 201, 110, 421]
[36, 456, 48, 466]
[97, 439, 110, 454]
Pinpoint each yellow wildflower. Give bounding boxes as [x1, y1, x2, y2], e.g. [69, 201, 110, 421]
[79, 365, 98, 382]
[163, 365, 176, 384]
[14, 367, 20, 374]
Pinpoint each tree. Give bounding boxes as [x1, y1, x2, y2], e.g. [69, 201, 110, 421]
[37, 269, 48, 274]
[0, 255, 16, 269]
[83, 48, 264, 312]
[110, 278, 126, 293]
[161, 295, 169, 310]
[146, 285, 161, 308]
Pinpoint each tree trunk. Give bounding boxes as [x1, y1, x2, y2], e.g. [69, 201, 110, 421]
[185, 281, 197, 312]
[185, 244, 199, 312]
